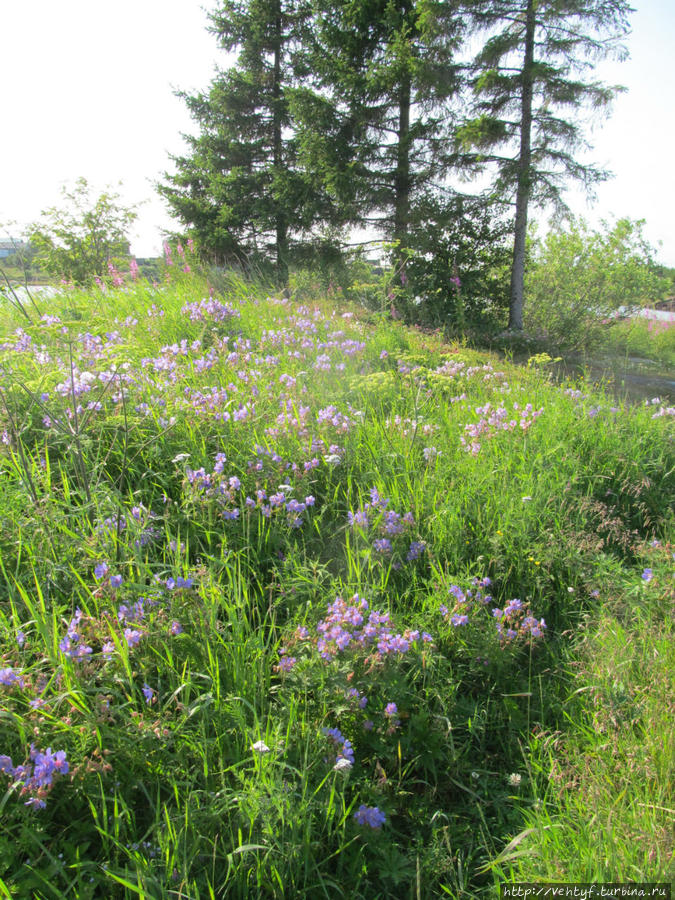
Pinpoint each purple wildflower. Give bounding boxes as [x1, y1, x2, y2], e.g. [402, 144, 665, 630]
[372, 538, 392, 554]
[277, 654, 296, 672]
[354, 804, 386, 829]
[142, 683, 155, 705]
[0, 667, 24, 688]
[124, 628, 142, 649]
[347, 509, 369, 528]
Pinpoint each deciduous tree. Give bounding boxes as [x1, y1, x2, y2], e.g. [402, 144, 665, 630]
[27, 178, 136, 284]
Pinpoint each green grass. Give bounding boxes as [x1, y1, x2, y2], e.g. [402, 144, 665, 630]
[498, 546, 674, 882]
[601, 315, 675, 369]
[0, 272, 672, 898]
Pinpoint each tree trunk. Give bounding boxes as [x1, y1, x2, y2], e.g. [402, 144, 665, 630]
[509, 0, 536, 331]
[393, 72, 411, 271]
[272, 7, 289, 288]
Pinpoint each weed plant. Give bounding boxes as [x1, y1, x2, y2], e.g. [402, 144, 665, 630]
[0, 268, 672, 897]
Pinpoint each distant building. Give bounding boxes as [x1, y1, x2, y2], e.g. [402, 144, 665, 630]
[0, 240, 27, 259]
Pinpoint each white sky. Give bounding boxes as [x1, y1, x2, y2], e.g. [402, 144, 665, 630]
[1, 0, 674, 265]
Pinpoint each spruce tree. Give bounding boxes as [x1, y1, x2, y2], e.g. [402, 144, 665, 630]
[293, 0, 466, 267]
[458, 0, 632, 331]
[159, 0, 335, 286]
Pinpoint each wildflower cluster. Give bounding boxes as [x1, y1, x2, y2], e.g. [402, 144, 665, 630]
[95, 504, 162, 550]
[184, 452, 317, 531]
[0, 745, 69, 809]
[439, 577, 546, 644]
[59, 568, 192, 662]
[432, 358, 509, 388]
[181, 298, 241, 322]
[347, 488, 426, 566]
[460, 401, 544, 455]
[492, 599, 547, 642]
[644, 396, 675, 419]
[322, 727, 355, 769]
[292, 594, 433, 663]
[384, 414, 439, 439]
[0, 666, 25, 688]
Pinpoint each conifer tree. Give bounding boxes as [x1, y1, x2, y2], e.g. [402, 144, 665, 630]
[293, 0, 466, 267]
[458, 0, 632, 331]
[159, 0, 336, 286]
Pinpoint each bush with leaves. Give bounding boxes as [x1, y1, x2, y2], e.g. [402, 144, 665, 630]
[524, 217, 670, 352]
[27, 178, 137, 284]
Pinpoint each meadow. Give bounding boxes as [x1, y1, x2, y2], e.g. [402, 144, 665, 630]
[0, 267, 672, 898]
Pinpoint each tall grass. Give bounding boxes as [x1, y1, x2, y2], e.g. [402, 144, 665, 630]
[0, 272, 672, 897]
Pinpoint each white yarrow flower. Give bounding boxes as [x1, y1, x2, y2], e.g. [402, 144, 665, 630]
[333, 758, 353, 772]
[251, 740, 270, 754]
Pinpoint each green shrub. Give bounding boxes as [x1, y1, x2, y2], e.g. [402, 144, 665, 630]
[524, 218, 670, 352]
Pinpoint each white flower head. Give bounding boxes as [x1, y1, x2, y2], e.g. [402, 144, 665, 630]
[333, 758, 353, 773]
[250, 740, 270, 754]
[508, 772, 522, 787]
